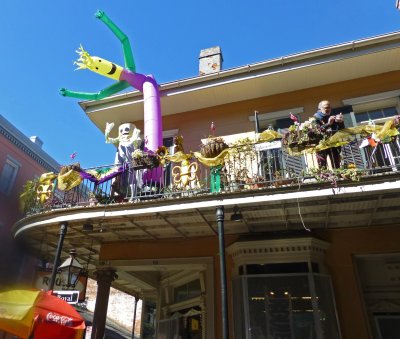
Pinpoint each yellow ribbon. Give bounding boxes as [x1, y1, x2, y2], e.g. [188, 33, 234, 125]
[57, 169, 83, 191]
[193, 148, 231, 167]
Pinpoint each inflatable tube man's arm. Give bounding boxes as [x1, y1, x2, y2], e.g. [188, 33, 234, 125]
[60, 81, 130, 100]
[95, 10, 136, 72]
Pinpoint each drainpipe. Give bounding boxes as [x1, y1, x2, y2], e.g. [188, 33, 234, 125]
[216, 206, 229, 339]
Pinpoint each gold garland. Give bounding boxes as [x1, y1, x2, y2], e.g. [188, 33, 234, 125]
[286, 120, 399, 155]
[257, 130, 282, 142]
[163, 151, 192, 163]
[193, 148, 231, 167]
[57, 169, 83, 191]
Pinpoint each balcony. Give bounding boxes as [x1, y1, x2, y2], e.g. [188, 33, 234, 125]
[12, 129, 400, 296]
[18, 134, 400, 220]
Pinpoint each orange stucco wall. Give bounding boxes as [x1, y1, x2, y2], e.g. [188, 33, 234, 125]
[150, 70, 400, 154]
[316, 226, 400, 339]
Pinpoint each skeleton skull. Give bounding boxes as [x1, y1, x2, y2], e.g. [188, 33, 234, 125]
[118, 123, 136, 145]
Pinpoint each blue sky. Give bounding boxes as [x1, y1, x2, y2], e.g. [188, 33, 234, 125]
[1, 1, 399, 169]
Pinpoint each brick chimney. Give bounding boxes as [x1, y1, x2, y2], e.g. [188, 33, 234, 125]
[30, 136, 43, 148]
[199, 46, 223, 75]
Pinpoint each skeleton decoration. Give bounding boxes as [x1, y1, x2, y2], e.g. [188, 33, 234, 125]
[105, 122, 141, 200]
[105, 122, 141, 164]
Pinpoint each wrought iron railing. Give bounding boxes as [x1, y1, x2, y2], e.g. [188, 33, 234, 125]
[25, 136, 400, 215]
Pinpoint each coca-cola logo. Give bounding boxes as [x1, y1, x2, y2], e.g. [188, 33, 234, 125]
[46, 312, 73, 326]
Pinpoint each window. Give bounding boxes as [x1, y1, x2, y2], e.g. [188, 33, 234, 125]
[233, 274, 340, 339]
[228, 238, 340, 338]
[355, 254, 400, 338]
[174, 279, 201, 303]
[354, 106, 398, 124]
[162, 133, 176, 188]
[0, 156, 20, 195]
[342, 89, 400, 126]
[342, 91, 400, 170]
[249, 107, 303, 133]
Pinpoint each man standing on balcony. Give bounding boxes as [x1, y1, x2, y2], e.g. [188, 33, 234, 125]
[314, 100, 345, 168]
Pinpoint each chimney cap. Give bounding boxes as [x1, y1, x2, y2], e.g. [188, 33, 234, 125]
[199, 46, 222, 59]
[30, 136, 44, 148]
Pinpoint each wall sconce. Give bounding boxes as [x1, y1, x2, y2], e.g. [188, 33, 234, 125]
[230, 206, 243, 222]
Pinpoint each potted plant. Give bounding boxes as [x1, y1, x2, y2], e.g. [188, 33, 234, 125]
[131, 150, 160, 169]
[200, 136, 228, 158]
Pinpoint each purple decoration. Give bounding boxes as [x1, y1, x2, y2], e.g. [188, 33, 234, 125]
[120, 70, 162, 153]
[120, 70, 162, 184]
[79, 165, 126, 185]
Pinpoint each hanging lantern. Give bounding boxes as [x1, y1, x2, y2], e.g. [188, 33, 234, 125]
[58, 249, 84, 289]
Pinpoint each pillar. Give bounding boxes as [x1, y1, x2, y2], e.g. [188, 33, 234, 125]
[91, 268, 117, 339]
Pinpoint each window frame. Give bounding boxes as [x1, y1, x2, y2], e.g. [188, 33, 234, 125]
[342, 90, 400, 126]
[0, 155, 21, 196]
[248, 107, 304, 132]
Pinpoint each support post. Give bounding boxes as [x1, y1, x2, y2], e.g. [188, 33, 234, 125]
[131, 295, 139, 339]
[216, 206, 229, 339]
[91, 268, 117, 339]
[254, 110, 260, 133]
[49, 222, 68, 291]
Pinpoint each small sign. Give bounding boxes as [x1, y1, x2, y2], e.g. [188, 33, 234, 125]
[255, 140, 282, 151]
[34, 269, 87, 302]
[53, 290, 80, 304]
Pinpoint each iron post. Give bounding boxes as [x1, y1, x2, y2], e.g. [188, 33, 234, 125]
[216, 205, 229, 339]
[49, 222, 68, 291]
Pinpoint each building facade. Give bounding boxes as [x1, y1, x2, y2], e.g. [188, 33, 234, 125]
[0, 115, 59, 287]
[12, 31, 400, 338]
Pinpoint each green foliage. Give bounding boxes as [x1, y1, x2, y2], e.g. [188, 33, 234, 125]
[19, 178, 40, 213]
[308, 165, 363, 187]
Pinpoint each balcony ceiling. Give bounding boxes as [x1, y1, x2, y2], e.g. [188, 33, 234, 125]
[13, 176, 400, 298]
[81, 36, 400, 137]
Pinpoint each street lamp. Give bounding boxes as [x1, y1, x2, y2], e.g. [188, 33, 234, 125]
[58, 249, 84, 289]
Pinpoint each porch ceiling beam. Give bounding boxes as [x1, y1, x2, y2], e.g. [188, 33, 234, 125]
[325, 200, 331, 229]
[195, 208, 217, 235]
[368, 194, 383, 227]
[157, 213, 187, 238]
[116, 271, 159, 290]
[125, 217, 158, 239]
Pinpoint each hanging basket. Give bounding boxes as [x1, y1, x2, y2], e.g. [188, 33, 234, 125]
[200, 137, 228, 158]
[131, 153, 160, 169]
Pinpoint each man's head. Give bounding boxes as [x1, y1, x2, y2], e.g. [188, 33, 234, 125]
[318, 100, 332, 115]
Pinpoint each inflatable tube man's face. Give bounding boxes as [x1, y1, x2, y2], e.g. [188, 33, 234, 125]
[75, 45, 123, 81]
